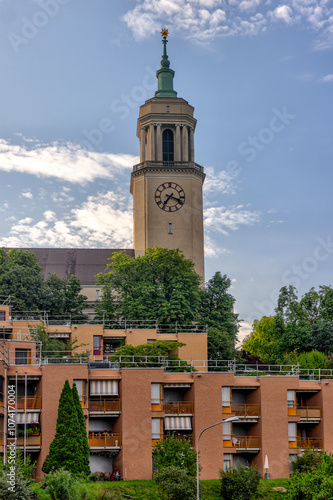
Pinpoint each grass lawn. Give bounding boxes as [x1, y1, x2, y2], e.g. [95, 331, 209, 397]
[32, 477, 291, 499]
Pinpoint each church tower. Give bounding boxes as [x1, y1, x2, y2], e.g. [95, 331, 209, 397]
[130, 30, 205, 279]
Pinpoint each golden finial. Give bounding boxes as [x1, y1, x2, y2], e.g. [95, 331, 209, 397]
[161, 28, 169, 38]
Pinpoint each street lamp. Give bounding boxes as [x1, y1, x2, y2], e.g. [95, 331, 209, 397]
[196, 416, 239, 500]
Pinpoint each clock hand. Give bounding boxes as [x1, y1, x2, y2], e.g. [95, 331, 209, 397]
[163, 193, 173, 205]
[170, 194, 183, 204]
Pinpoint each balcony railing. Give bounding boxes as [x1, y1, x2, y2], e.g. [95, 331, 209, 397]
[0, 432, 3, 445]
[288, 406, 321, 419]
[89, 399, 121, 413]
[89, 432, 121, 448]
[16, 434, 41, 447]
[15, 397, 42, 410]
[133, 160, 205, 173]
[224, 435, 261, 449]
[162, 401, 193, 414]
[223, 404, 260, 417]
[289, 437, 322, 449]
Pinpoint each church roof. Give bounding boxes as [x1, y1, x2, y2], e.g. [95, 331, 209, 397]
[8, 248, 135, 285]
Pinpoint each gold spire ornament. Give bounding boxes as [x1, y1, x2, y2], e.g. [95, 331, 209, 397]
[161, 28, 169, 37]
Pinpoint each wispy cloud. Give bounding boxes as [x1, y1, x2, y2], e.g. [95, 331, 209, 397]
[0, 139, 137, 184]
[319, 74, 333, 82]
[204, 205, 261, 235]
[123, 0, 333, 47]
[0, 192, 133, 249]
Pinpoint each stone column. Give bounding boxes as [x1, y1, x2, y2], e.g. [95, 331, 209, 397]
[140, 127, 146, 163]
[150, 124, 156, 161]
[182, 125, 189, 162]
[175, 124, 181, 161]
[189, 127, 195, 162]
[156, 124, 162, 161]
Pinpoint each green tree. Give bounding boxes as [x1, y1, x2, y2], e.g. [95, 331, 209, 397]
[111, 341, 191, 371]
[71, 383, 90, 476]
[0, 449, 35, 500]
[43, 274, 87, 319]
[154, 465, 196, 500]
[242, 316, 285, 364]
[29, 324, 86, 358]
[200, 273, 240, 361]
[287, 451, 333, 500]
[97, 247, 202, 324]
[42, 380, 82, 475]
[153, 435, 197, 476]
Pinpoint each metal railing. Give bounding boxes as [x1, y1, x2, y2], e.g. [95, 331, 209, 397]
[230, 404, 260, 417]
[289, 437, 322, 449]
[89, 432, 121, 448]
[133, 161, 205, 173]
[15, 396, 42, 410]
[89, 399, 121, 413]
[288, 406, 322, 419]
[228, 435, 261, 449]
[162, 401, 193, 414]
[16, 434, 41, 447]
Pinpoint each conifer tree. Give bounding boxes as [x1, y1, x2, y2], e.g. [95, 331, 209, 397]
[71, 383, 91, 475]
[42, 380, 81, 474]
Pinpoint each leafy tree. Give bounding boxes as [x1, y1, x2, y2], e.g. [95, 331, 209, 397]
[287, 451, 333, 500]
[296, 350, 329, 369]
[71, 384, 90, 476]
[153, 435, 197, 476]
[291, 449, 323, 474]
[0, 449, 35, 500]
[154, 465, 196, 500]
[0, 248, 87, 316]
[200, 273, 240, 361]
[29, 324, 87, 358]
[97, 247, 202, 324]
[220, 465, 261, 500]
[242, 316, 284, 364]
[111, 341, 191, 371]
[42, 380, 83, 475]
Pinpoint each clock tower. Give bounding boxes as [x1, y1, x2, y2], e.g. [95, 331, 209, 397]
[130, 31, 205, 279]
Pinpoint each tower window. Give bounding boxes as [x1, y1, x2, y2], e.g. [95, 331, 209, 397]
[162, 129, 174, 162]
[168, 223, 172, 234]
[166, 105, 170, 112]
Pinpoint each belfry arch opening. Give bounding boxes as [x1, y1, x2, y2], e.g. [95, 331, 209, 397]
[162, 129, 174, 162]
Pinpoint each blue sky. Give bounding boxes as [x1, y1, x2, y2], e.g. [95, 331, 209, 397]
[0, 0, 332, 341]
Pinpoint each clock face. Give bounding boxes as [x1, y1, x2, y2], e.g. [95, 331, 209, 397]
[155, 182, 185, 212]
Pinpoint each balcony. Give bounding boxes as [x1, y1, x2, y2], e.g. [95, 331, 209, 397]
[224, 435, 261, 452]
[224, 404, 260, 421]
[289, 437, 322, 449]
[16, 434, 41, 449]
[15, 397, 41, 410]
[89, 399, 121, 415]
[162, 401, 193, 414]
[89, 432, 121, 450]
[288, 406, 321, 422]
[0, 432, 3, 446]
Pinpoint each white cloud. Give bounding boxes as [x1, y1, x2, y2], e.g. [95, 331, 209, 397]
[0, 191, 133, 249]
[270, 5, 294, 24]
[21, 191, 33, 199]
[123, 0, 333, 46]
[204, 234, 230, 257]
[204, 205, 261, 235]
[320, 73, 333, 82]
[0, 139, 137, 184]
[203, 166, 238, 195]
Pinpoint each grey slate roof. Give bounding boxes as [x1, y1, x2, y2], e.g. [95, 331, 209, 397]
[7, 248, 135, 285]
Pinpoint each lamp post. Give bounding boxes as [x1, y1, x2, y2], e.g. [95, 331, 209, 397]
[196, 416, 239, 500]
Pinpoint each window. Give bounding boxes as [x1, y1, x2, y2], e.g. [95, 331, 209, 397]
[288, 422, 296, 442]
[168, 223, 172, 234]
[96, 290, 100, 300]
[93, 336, 102, 355]
[223, 421, 232, 440]
[287, 390, 295, 408]
[152, 418, 162, 440]
[73, 379, 86, 404]
[222, 386, 231, 407]
[151, 383, 162, 405]
[162, 129, 174, 161]
[0, 311, 6, 321]
[223, 454, 232, 471]
[15, 349, 31, 365]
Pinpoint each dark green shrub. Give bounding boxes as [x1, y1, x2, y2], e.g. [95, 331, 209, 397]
[220, 465, 261, 500]
[154, 465, 196, 500]
[287, 452, 333, 500]
[291, 449, 323, 474]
